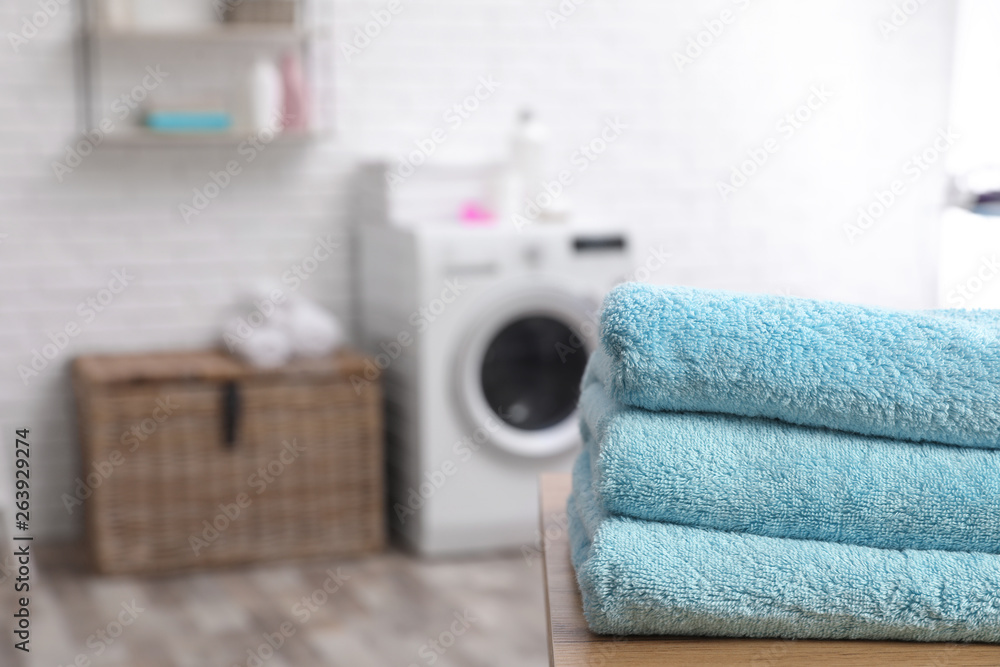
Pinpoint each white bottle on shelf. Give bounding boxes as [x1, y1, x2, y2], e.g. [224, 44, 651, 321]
[511, 110, 548, 198]
[491, 110, 569, 228]
[246, 57, 284, 134]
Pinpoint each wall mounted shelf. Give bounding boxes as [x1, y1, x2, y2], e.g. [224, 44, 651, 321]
[97, 128, 323, 147]
[76, 0, 332, 147]
[91, 24, 317, 44]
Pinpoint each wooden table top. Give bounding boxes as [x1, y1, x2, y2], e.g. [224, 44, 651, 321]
[538, 473, 1000, 666]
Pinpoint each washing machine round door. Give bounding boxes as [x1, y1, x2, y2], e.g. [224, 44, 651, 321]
[456, 287, 596, 458]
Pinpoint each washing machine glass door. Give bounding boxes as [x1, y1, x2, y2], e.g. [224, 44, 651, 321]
[457, 288, 595, 458]
[481, 316, 587, 431]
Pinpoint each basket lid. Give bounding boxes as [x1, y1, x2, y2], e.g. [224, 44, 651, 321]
[74, 349, 372, 385]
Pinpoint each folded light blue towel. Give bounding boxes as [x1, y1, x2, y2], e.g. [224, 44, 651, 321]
[580, 375, 1000, 553]
[598, 283, 1000, 449]
[145, 110, 233, 132]
[570, 444, 1000, 641]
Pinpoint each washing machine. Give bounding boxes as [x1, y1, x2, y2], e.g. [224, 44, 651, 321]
[358, 223, 632, 555]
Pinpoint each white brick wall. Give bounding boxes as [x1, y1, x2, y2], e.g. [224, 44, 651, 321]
[0, 0, 955, 539]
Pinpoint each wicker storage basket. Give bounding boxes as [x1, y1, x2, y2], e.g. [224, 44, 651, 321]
[224, 0, 297, 24]
[73, 349, 384, 574]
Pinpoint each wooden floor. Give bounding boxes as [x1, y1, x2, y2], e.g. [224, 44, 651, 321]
[24, 542, 549, 667]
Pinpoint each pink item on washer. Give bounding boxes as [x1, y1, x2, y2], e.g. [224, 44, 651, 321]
[459, 201, 496, 226]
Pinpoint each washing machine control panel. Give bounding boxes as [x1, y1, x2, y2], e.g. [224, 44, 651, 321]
[571, 234, 628, 253]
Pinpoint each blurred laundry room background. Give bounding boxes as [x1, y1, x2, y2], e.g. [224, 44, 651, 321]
[2, 0, 998, 664]
[2, 0, 966, 541]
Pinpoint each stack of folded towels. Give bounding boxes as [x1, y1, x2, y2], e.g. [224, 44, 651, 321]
[571, 282, 1000, 642]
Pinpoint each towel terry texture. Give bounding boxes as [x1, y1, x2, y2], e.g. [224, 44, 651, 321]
[569, 283, 1000, 641]
[570, 445, 1000, 642]
[597, 282, 1000, 449]
[580, 375, 1000, 554]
